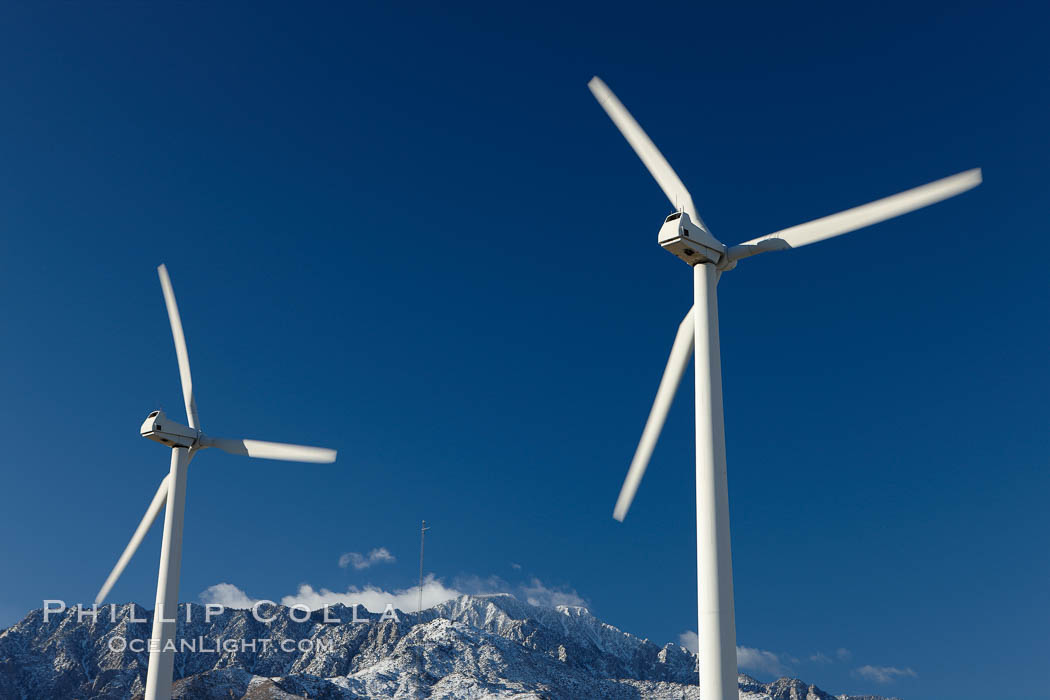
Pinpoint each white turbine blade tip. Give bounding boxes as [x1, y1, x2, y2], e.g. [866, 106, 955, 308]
[587, 76, 609, 97]
[613, 447, 653, 523]
[960, 167, 983, 189]
[613, 476, 638, 520]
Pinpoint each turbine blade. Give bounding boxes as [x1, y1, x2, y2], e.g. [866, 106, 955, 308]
[614, 308, 695, 522]
[728, 169, 982, 261]
[204, 436, 337, 463]
[94, 476, 169, 605]
[157, 264, 200, 429]
[588, 76, 708, 232]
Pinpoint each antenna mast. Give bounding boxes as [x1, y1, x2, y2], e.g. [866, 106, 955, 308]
[417, 519, 430, 613]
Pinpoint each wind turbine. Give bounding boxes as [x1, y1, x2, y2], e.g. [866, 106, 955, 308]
[95, 264, 337, 700]
[588, 76, 980, 699]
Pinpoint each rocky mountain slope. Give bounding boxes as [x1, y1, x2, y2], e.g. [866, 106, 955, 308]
[0, 593, 897, 699]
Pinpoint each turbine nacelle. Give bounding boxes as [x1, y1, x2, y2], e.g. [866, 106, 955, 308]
[658, 211, 725, 266]
[140, 410, 198, 449]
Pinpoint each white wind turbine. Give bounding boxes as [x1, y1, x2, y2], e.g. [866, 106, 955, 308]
[95, 264, 337, 700]
[588, 76, 980, 699]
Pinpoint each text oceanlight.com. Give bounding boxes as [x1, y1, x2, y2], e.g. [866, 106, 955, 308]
[109, 636, 337, 654]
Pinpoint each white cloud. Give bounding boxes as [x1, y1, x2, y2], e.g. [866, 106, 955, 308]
[338, 547, 396, 570]
[737, 646, 790, 677]
[510, 563, 522, 570]
[811, 648, 849, 664]
[200, 573, 588, 616]
[678, 633, 788, 678]
[281, 574, 462, 612]
[201, 575, 461, 613]
[451, 573, 510, 595]
[854, 665, 917, 683]
[446, 574, 587, 609]
[199, 583, 259, 609]
[520, 578, 586, 608]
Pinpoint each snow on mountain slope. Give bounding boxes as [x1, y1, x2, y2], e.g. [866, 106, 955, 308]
[0, 594, 898, 700]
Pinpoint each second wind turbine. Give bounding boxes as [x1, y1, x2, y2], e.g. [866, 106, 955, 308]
[588, 76, 981, 700]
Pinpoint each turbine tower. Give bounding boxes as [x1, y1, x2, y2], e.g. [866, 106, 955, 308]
[95, 264, 338, 700]
[587, 76, 980, 699]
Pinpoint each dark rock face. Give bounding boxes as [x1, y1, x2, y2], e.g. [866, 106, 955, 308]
[0, 594, 896, 700]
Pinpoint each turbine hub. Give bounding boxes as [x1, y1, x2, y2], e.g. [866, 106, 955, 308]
[657, 212, 726, 266]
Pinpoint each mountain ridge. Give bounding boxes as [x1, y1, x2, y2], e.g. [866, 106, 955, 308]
[0, 593, 899, 700]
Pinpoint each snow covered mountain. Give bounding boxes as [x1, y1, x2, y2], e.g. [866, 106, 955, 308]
[0, 593, 898, 699]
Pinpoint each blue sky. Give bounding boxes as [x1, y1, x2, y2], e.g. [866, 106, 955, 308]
[0, 2, 1047, 698]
